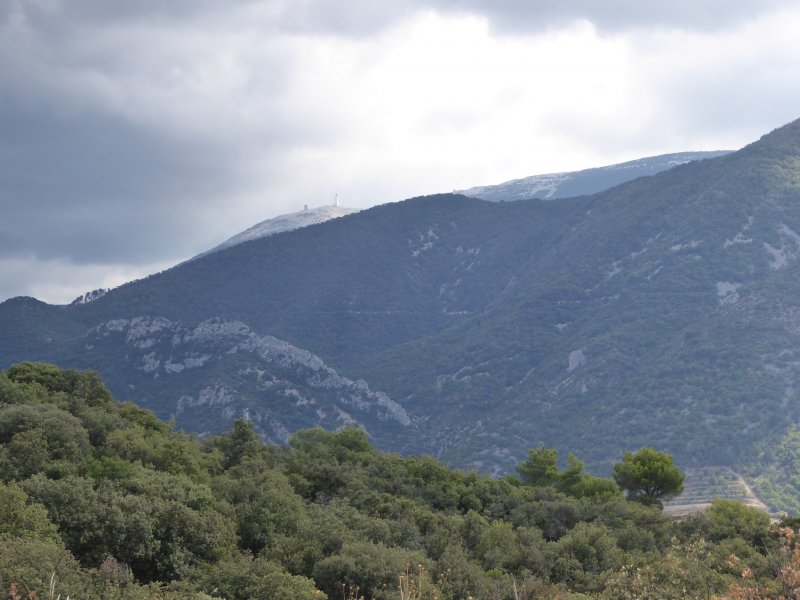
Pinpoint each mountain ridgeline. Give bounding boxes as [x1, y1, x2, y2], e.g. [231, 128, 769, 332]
[458, 150, 732, 202]
[191, 204, 359, 261]
[3, 119, 800, 507]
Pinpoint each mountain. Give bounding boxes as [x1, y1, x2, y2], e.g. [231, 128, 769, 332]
[61, 153, 725, 308]
[193, 204, 359, 259]
[4, 119, 800, 509]
[458, 151, 731, 201]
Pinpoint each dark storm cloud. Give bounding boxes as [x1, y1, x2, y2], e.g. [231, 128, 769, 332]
[0, 99, 238, 264]
[0, 0, 332, 270]
[1, 0, 797, 302]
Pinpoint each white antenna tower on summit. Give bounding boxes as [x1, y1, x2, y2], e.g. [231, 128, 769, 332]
[334, 193, 340, 207]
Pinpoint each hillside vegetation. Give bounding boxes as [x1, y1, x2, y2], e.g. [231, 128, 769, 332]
[3, 121, 800, 489]
[2, 362, 799, 600]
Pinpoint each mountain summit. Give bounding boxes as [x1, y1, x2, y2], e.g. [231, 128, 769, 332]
[194, 203, 359, 259]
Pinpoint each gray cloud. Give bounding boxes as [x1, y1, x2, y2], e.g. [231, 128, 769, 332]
[0, 0, 340, 269]
[430, 0, 796, 33]
[9, 0, 795, 37]
[0, 106, 234, 263]
[1, 0, 799, 302]
[0, 254, 173, 305]
[8, 0, 410, 37]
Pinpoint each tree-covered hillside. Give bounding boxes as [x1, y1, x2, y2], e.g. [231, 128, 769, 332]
[1, 363, 799, 600]
[3, 119, 800, 489]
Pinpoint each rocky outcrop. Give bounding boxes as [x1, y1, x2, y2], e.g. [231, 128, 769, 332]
[86, 316, 411, 441]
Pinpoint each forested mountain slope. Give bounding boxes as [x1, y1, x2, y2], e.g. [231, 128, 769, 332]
[2, 119, 800, 489]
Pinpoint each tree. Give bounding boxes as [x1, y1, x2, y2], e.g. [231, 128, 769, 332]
[516, 448, 620, 499]
[197, 552, 326, 600]
[703, 498, 770, 546]
[516, 447, 560, 487]
[546, 522, 625, 591]
[613, 447, 684, 507]
[213, 419, 263, 469]
[0, 482, 59, 540]
[220, 459, 308, 553]
[312, 540, 429, 600]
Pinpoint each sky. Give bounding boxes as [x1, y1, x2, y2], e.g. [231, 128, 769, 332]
[2, 1, 800, 304]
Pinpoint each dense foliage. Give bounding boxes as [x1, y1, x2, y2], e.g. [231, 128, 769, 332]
[613, 447, 685, 506]
[0, 363, 797, 599]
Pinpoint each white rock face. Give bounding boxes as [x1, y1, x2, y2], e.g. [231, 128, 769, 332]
[606, 261, 622, 278]
[410, 227, 440, 257]
[176, 384, 235, 415]
[670, 241, 702, 251]
[723, 233, 753, 248]
[88, 316, 411, 428]
[70, 288, 109, 306]
[764, 224, 800, 270]
[764, 242, 789, 269]
[568, 349, 586, 371]
[716, 281, 741, 305]
[126, 316, 172, 349]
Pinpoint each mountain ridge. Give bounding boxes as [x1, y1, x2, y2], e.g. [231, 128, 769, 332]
[458, 150, 732, 202]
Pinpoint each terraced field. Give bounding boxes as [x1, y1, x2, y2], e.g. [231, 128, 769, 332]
[663, 467, 771, 516]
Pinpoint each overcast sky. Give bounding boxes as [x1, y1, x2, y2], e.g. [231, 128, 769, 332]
[2, 0, 800, 303]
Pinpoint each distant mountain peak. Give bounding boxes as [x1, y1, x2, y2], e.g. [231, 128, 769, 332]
[195, 204, 360, 259]
[458, 150, 732, 202]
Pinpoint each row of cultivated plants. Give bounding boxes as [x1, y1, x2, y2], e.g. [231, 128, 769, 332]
[0, 362, 795, 599]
